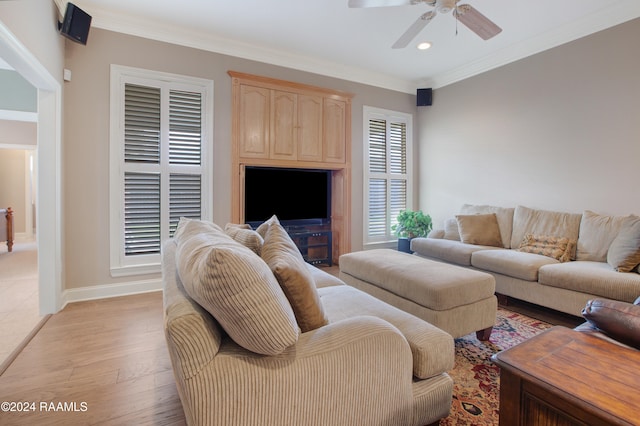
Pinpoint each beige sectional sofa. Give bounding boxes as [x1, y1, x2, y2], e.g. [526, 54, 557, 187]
[162, 216, 454, 426]
[411, 204, 640, 317]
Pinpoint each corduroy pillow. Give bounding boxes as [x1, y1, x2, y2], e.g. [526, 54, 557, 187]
[607, 217, 640, 273]
[455, 213, 503, 247]
[261, 217, 328, 332]
[518, 234, 575, 263]
[224, 223, 264, 255]
[174, 218, 299, 355]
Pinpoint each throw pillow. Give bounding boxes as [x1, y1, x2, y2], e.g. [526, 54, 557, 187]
[510, 206, 582, 258]
[577, 210, 634, 262]
[460, 204, 515, 248]
[607, 217, 640, 273]
[224, 223, 264, 255]
[455, 213, 503, 247]
[582, 299, 640, 349]
[261, 218, 328, 332]
[443, 218, 461, 241]
[256, 214, 279, 238]
[517, 234, 575, 263]
[174, 218, 299, 355]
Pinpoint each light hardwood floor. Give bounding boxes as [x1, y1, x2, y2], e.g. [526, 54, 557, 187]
[0, 237, 45, 369]
[0, 292, 185, 425]
[0, 268, 582, 425]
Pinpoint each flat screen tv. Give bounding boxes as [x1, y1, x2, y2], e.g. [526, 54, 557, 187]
[244, 167, 331, 227]
[59, 3, 92, 45]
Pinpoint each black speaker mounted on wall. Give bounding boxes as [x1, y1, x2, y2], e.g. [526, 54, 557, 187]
[59, 2, 92, 45]
[417, 88, 432, 107]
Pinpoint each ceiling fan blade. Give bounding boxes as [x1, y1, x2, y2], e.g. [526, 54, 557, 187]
[392, 11, 436, 49]
[348, 0, 413, 8]
[454, 4, 502, 40]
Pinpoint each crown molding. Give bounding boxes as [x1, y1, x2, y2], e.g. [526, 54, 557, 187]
[89, 7, 416, 94]
[87, 1, 640, 94]
[423, 0, 640, 89]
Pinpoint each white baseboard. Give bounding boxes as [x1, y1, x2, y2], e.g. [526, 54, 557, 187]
[61, 278, 162, 309]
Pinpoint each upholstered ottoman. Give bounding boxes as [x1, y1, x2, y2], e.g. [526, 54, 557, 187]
[339, 249, 497, 340]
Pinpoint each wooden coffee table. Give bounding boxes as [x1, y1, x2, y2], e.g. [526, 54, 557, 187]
[492, 326, 640, 425]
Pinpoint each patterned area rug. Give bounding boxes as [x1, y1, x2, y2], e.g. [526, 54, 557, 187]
[440, 308, 553, 426]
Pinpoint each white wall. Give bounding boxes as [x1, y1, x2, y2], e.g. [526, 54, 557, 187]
[418, 18, 640, 228]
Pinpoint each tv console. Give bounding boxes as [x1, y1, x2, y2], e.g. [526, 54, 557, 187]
[285, 225, 332, 266]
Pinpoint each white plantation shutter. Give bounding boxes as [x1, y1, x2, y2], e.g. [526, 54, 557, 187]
[364, 107, 412, 244]
[110, 66, 213, 276]
[169, 90, 202, 165]
[124, 84, 162, 255]
[169, 173, 201, 236]
[168, 89, 203, 237]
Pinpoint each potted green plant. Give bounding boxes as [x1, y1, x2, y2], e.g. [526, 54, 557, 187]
[391, 209, 433, 253]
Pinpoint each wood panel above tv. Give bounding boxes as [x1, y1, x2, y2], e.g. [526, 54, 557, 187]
[228, 71, 353, 264]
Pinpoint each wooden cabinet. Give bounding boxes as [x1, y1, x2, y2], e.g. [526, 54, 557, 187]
[231, 71, 351, 165]
[229, 71, 353, 264]
[297, 94, 323, 162]
[238, 84, 270, 159]
[323, 98, 347, 163]
[270, 91, 324, 162]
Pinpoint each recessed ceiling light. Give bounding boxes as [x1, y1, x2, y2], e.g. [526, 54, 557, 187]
[417, 42, 432, 50]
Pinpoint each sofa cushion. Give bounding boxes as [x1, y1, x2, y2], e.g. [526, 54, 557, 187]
[174, 218, 299, 355]
[318, 284, 454, 380]
[460, 204, 514, 248]
[411, 237, 501, 266]
[539, 261, 640, 302]
[455, 213, 503, 247]
[224, 223, 264, 255]
[261, 218, 328, 332]
[305, 263, 344, 288]
[510, 205, 582, 258]
[607, 216, 640, 273]
[517, 234, 575, 263]
[577, 211, 634, 262]
[471, 249, 559, 282]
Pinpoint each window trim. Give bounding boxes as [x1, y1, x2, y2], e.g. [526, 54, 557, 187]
[109, 65, 214, 277]
[363, 106, 413, 246]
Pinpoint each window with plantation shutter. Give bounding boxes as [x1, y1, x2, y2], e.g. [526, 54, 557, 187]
[110, 65, 213, 276]
[363, 107, 412, 244]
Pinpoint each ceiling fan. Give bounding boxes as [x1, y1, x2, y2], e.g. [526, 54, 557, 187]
[348, 0, 502, 49]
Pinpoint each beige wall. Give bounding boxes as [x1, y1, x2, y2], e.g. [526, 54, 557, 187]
[0, 149, 27, 233]
[63, 28, 415, 290]
[0, 0, 64, 83]
[0, 121, 35, 235]
[419, 18, 640, 228]
[0, 120, 37, 146]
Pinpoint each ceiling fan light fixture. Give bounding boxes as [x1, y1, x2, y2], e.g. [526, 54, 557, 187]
[436, 0, 456, 14]
[417, 41, 432, 50]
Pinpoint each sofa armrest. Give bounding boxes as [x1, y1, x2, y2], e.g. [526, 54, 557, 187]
[305, 262, 345, 288]
[180, 316, 419, 426]
[163, 239, 223, 382]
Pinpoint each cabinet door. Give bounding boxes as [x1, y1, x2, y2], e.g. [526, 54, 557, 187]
[323, 98, 347, 163]
[270, 90, 297, 160]
[239, 85, 270, 158]
[297, 94, 323, 162]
